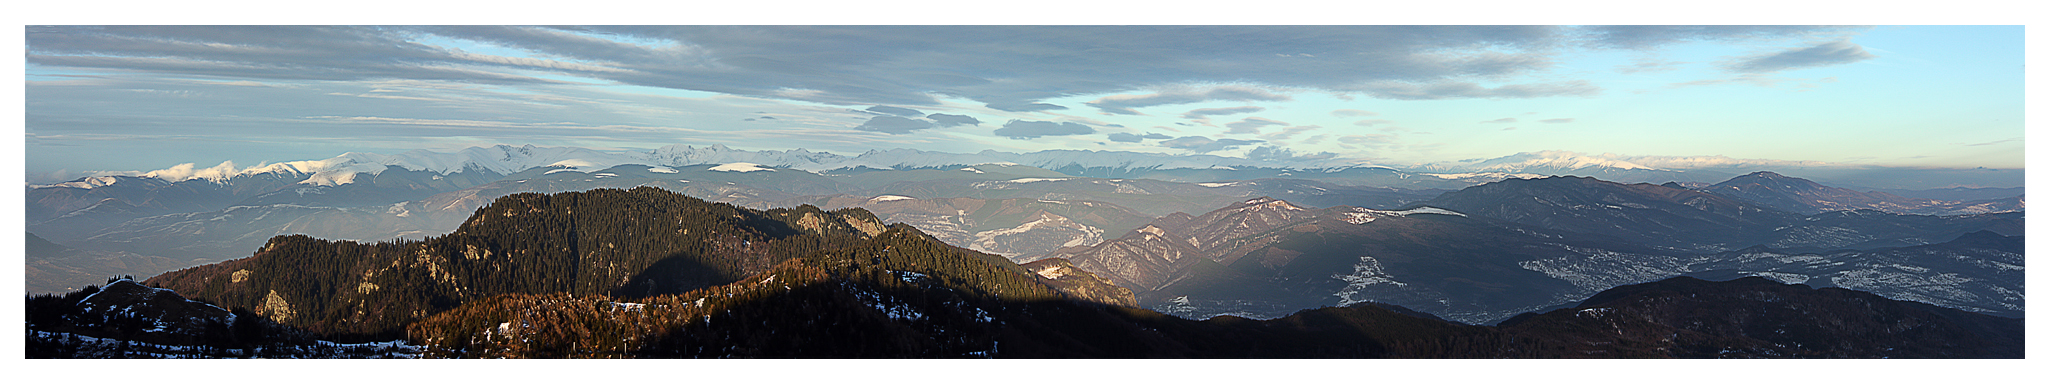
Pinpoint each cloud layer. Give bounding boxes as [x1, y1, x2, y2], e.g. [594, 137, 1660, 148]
[994, 120, 1095, 139]
[30, 25, 1867, 113]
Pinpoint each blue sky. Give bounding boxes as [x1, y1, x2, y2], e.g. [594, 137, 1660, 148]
[19, 23, 2029, 183]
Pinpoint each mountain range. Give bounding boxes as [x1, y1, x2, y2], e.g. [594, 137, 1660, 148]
[21, 144, 2025, 359]
[25, 187, 2022, 358]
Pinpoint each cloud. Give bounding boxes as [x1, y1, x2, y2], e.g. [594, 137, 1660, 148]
[1259, 125, 1319, 141]
[1964, 137, 2022, 147]
[24, 26, 1646, 116]
[1540, 118, 1573, 124]
[1159, 136, 1262, 153]
[1728, 40, 1877, 73]
[1223, 117, 1289, 134]
[1577, 26, 1868, 50]
[1301, 134, 1330, 145]
[984, 101, 1068, 112]
[1107, 132, 1172, 143]
[1481, 118, 1517, 124]
[1182, 106, 1265, 119]
[854, 115, 936, 134]
[1616, 60, 1688, 74]
[1330, 109, 1378, 117]
[926, 113, 981, 127]
[1353, 119, 1395, 127]
[1671, 73, 1810, 88]
[1502, 127, 1518, 131]
[31, 26, 1858, 118]
[1338, 134, 1396, 146]
[1350, 80, 1600, 100]
[1087, 85, 1292, 115]
[994, 120, 1095, 139]
[866, 105, 925, 116]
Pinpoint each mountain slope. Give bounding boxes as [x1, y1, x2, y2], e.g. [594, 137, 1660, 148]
[1046, 197, 1680, 324]
[141, 187, 1130, 339]
[1414, 176, 1799, 252]
[1696, 171, 2017, 216]
[26, 232, 189, 294]
[1497, 276, 2023, 358]
[1685, 230, 2024, 317]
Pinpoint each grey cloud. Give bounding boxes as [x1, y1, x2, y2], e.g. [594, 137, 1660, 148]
[866, 105, 925, 116]
[1181, 106, 1266, 119]
[927, 113, 981, 127]
[1331, 109, 1378, 117]
[1087, 86, 1292, 115]
[28, 26, 570, 84]
[1224, 117, 1289, 134]
[1578, 26, 1868, 50]
[854, 115, 936, 134]
[1159, 136, 1263, 153]
[1481, 118, 1517, 124]
[984, 101, 1068, 112]
[994, 120, 1094, 139]
[1729, 40, 1876, 73]
[29, 26, 1620, 110]
[1106, 132, 1172, 142]
[1540, 118, 1573, 123]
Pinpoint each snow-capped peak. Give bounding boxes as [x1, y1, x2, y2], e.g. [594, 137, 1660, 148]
[32, 176, 123, 189]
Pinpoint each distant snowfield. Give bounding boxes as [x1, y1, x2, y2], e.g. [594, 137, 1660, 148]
[868, 195, 915, 203]
[709, 163, 772, 172]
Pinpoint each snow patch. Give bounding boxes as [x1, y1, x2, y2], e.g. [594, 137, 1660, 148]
[1197, 182, 1241, 188]
[709, 162, 772, 172]
[547, 159, 599, 168]
[1003, 177, 1069, 183]
[868, 195, 916, 203]
[1348, 206, 1466, 217]
[647, 166, 678, 173]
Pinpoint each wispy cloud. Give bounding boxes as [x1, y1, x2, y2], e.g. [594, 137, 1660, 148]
[1729, 40, 1877, 73]
[1223, 117, 1289, 134]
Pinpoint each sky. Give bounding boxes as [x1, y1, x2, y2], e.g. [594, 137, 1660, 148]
[17, 21, 2032, 184]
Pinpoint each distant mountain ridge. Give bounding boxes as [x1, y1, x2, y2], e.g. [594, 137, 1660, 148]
[1695, 171, 2022, 216]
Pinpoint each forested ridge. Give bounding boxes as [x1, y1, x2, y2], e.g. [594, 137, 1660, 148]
[143, 187, 902, 339]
